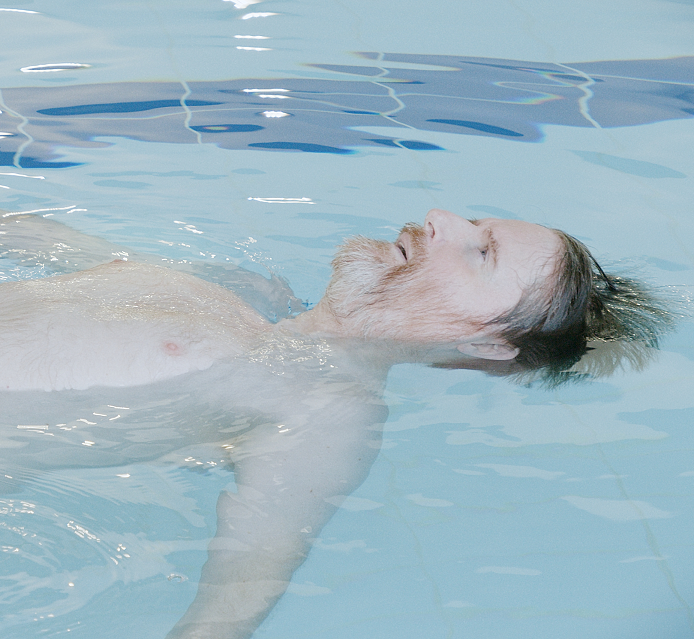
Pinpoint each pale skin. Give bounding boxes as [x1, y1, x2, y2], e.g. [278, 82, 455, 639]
[0, 209, 560, 638]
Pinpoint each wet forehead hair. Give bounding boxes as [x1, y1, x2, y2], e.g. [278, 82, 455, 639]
[482, 228, 675, 380]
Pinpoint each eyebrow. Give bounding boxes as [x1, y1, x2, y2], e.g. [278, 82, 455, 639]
[469, 219, 499, 267]
[486, 227, 499, 267]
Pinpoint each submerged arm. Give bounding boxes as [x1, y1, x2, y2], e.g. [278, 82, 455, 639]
[0, 211, 132, 272]
[0, 212, 303, 319]
[167, 393, 387, 639]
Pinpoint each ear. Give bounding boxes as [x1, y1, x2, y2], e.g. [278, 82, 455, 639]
[456, 339, 519, 361]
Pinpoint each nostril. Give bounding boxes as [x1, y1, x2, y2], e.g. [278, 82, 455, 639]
[425, 208, 449, 239]
[425, 220, 435, 239]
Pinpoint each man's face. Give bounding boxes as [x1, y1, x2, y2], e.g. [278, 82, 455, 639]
[326, 209, 561, 343]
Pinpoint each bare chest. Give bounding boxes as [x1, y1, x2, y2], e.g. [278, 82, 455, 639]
[0, 262, 269, 391]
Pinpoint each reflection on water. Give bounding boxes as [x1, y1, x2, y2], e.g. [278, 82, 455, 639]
[0, 54, 692, 167]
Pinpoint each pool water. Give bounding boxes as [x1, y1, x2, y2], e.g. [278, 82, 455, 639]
[1, 1, 694, 638]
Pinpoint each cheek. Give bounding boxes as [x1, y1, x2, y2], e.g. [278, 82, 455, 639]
[422, 265, 522, 323]
[462, 282, 523, 322]
[379, 269, 471, 337]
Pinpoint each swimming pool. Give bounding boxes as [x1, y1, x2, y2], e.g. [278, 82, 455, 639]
[1, 1, 693, 637]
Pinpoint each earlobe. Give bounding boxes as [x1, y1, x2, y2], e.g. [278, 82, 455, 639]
[456, 340, 520, 361]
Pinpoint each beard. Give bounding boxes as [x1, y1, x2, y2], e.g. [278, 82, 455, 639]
[324, 223, 457, 340]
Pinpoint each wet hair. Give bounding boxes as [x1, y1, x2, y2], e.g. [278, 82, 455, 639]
[495, 230, 677, 382]
[439, 229, 678, 386]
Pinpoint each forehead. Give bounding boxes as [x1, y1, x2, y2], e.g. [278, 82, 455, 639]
[478, 218, 560, 275]
[471, 218, 561, 312]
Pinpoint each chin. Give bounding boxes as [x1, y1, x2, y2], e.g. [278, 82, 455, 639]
[326, 247, 445, 340]
[324, 236, 395, 320]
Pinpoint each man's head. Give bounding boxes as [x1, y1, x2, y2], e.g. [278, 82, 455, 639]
[324, 209, 673, 375]
[325, 209, 560, 352]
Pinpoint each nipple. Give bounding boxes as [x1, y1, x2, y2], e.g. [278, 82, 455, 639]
[164, 341, 182, 356]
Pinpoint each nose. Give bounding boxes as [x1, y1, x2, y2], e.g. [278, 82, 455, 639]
[424, 209, 478, 243]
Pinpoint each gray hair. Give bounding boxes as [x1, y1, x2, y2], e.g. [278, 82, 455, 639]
[481, 229, 676, 384]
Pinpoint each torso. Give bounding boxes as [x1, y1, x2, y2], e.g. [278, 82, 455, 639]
[0, 261, 270, 391]
[0, 263, 386, 475]
[0, 260, 388, 477]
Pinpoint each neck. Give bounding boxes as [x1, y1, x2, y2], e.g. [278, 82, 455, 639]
[275, 299, 471, 373]
[277, 298, 347, 338]
[274, 301, 394, 385]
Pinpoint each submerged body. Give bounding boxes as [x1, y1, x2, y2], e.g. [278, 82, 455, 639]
[1, 208, 561, 393]
[0, 214, 394, 639]
[2, 208, 659, 639]
[2, 353, 384, 639]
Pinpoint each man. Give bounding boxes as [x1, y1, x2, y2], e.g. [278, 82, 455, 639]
[0, 209, 668, 638]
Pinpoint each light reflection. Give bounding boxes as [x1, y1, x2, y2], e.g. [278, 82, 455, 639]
[260, 111, 290, 118]
[67, 521, 100, 541]
[3, 205, 78, 217]
[0, 8, 39, 13]
[175, 221, 204, 234]
[241, 12, 278, 19]
[20, 63, 90, 73]
[248, 197, 314, 204]
[236, 46, 272, 52]
[234, 35, 269, 39]
[243, 88, 288, 93]
[224, 0, 263, 7]
[0, 172, 44, 179]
